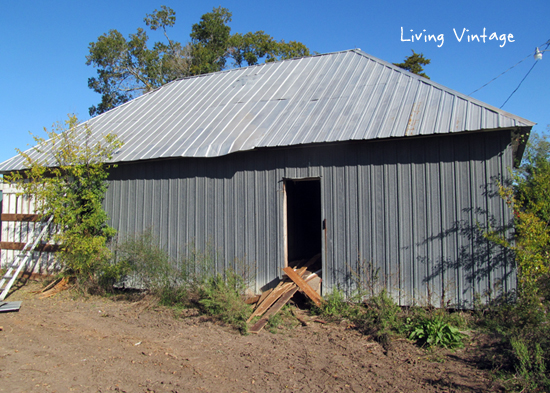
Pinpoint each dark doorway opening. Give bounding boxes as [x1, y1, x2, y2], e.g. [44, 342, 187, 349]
[285, 178, 322, 267]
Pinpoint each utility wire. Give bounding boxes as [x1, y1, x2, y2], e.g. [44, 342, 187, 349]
[500, 39, 550, 109]
[468, 53, 532, 96]
[468, 39, 550, 105]
[500, 61, 538, 108]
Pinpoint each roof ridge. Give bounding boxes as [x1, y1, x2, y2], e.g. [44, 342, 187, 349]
[347, 49, 535, 125]
[0, 49, 534, 172]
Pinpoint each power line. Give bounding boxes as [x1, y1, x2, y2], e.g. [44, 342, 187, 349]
[468, 39, 550, 105]
[500, 39, 550, 109]
[468, 53, 532, 96]
[500, 61, 538, 109]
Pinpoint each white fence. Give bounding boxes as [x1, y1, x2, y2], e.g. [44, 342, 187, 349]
[0, 184, 58, 273]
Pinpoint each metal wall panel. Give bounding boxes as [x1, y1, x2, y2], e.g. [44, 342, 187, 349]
[105, 130, 514, 307]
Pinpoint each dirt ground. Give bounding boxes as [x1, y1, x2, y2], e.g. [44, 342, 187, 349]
[0, 280, 504, 393]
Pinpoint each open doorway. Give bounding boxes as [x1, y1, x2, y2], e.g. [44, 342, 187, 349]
[284, 178, 322, 269]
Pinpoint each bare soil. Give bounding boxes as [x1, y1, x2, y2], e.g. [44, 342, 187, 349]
[0, 280, 504, 393]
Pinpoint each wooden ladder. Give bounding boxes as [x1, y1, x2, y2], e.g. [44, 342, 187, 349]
[0, 215, 54, 301]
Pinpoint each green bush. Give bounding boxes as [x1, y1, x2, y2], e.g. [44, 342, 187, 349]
[266, 312, 283, 333]
[478, 131, 550, 390]
[178, 242, 217, 291]
[114, 230, 177, 294]
[408, 315, 464, 349]
[6, 115, 123, 286]
[317, 288, 469, 351]
[317, 289, 360, 320]
[360, 290, 405, 347]
[511, 337, 549, 391]
[477, 293, 550, 392]
[198, 270, 251, 332]
[113, 230, 253, 331]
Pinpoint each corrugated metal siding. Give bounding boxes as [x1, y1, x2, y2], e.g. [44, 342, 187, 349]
[105, 131, 514, 307]
[0, 50, 534, 173]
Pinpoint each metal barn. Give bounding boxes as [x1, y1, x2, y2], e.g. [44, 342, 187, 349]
[0, 50, 534, 307]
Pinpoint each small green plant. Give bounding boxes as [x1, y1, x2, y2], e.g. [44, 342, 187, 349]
[364, 290, 402, 330]
[114, 231, 254, 332]
[408, 315, 464, 349]
[475, 292, 550, 391]
[333, 289, 402, 349]
[510, 337, 548, 390]
[198, 270, 252, 333]
[317, 289, 359, 319]
[347, 258, 381, 298]
[114, 229, 177, 295]
[178, 241, 217, 291]
[266, 312, 283, 333]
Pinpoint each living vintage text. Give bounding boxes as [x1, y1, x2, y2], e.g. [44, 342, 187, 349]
[400, 27, 515, 48]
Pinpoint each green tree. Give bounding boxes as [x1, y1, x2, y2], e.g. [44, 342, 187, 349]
[512, 132, 550, 292]
[515, 133, 550, 223]
[487, 131, 550, 293]
[86, 6, 190, 116]
[189, 6, 233, 74]
[86, 6, 311, 115]
[393, 50, 431, 79]
[5, 115, 123, 283]
[190, 7, 310, 73]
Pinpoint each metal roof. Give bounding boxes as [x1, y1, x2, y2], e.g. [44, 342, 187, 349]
[0, 49, 535, 171]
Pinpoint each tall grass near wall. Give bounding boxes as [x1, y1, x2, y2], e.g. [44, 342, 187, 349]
[111, 230, 253, 332]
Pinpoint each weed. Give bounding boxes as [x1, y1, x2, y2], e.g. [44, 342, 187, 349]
[198, 271, 252, 333]
[408, 315, 464, 349]
[363, 290, 402, 330]
[112, 230, 254, 332]
[267, 312, 283, 333]
[178, 241, 217, 291]
[475, 291, 550, 392]
[316, 289, 360, 320]
[347, 258, 381, 298]
[114, 230, 177, 294]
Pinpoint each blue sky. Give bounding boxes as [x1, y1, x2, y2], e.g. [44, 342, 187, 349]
[0, 0, 548, 164]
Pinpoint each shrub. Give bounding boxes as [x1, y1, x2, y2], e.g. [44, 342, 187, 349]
[479, 131, 550, 390]
[317, 289, 360, 320]
[511, 337, 550, 391]
[6, 115, 123, 285]
[476, 292, 550, 391]
[317, 288, 468, 350]
[198, 270, 251, 332]
[266, 312, 283, 333]
[363, 290, 402, 328]
[114, 231, 253, 331]
[408, 315, 464, 349]
[360, 290, 405, 347]
[114, 230, 177, 294]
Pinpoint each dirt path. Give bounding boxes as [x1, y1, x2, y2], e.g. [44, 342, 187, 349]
[0, 281, 502, 392]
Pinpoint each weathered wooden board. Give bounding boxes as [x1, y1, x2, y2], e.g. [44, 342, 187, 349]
[1, 214, 40, 222]
[0, 242, 60, 252]
[283, 266, 323, 307]
[246, 267, 309, 322]
[249, 286, 299, 334]
[251, 288, 273, 310]
[246, 282, 294, 322]
[245, 294, 261, 305]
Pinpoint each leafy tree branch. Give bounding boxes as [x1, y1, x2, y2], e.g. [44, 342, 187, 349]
[393, 50, 431, 79]
[5, 115, 123, 282]
[86, 6, 311, 116]
[486, 130, 550, 294]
